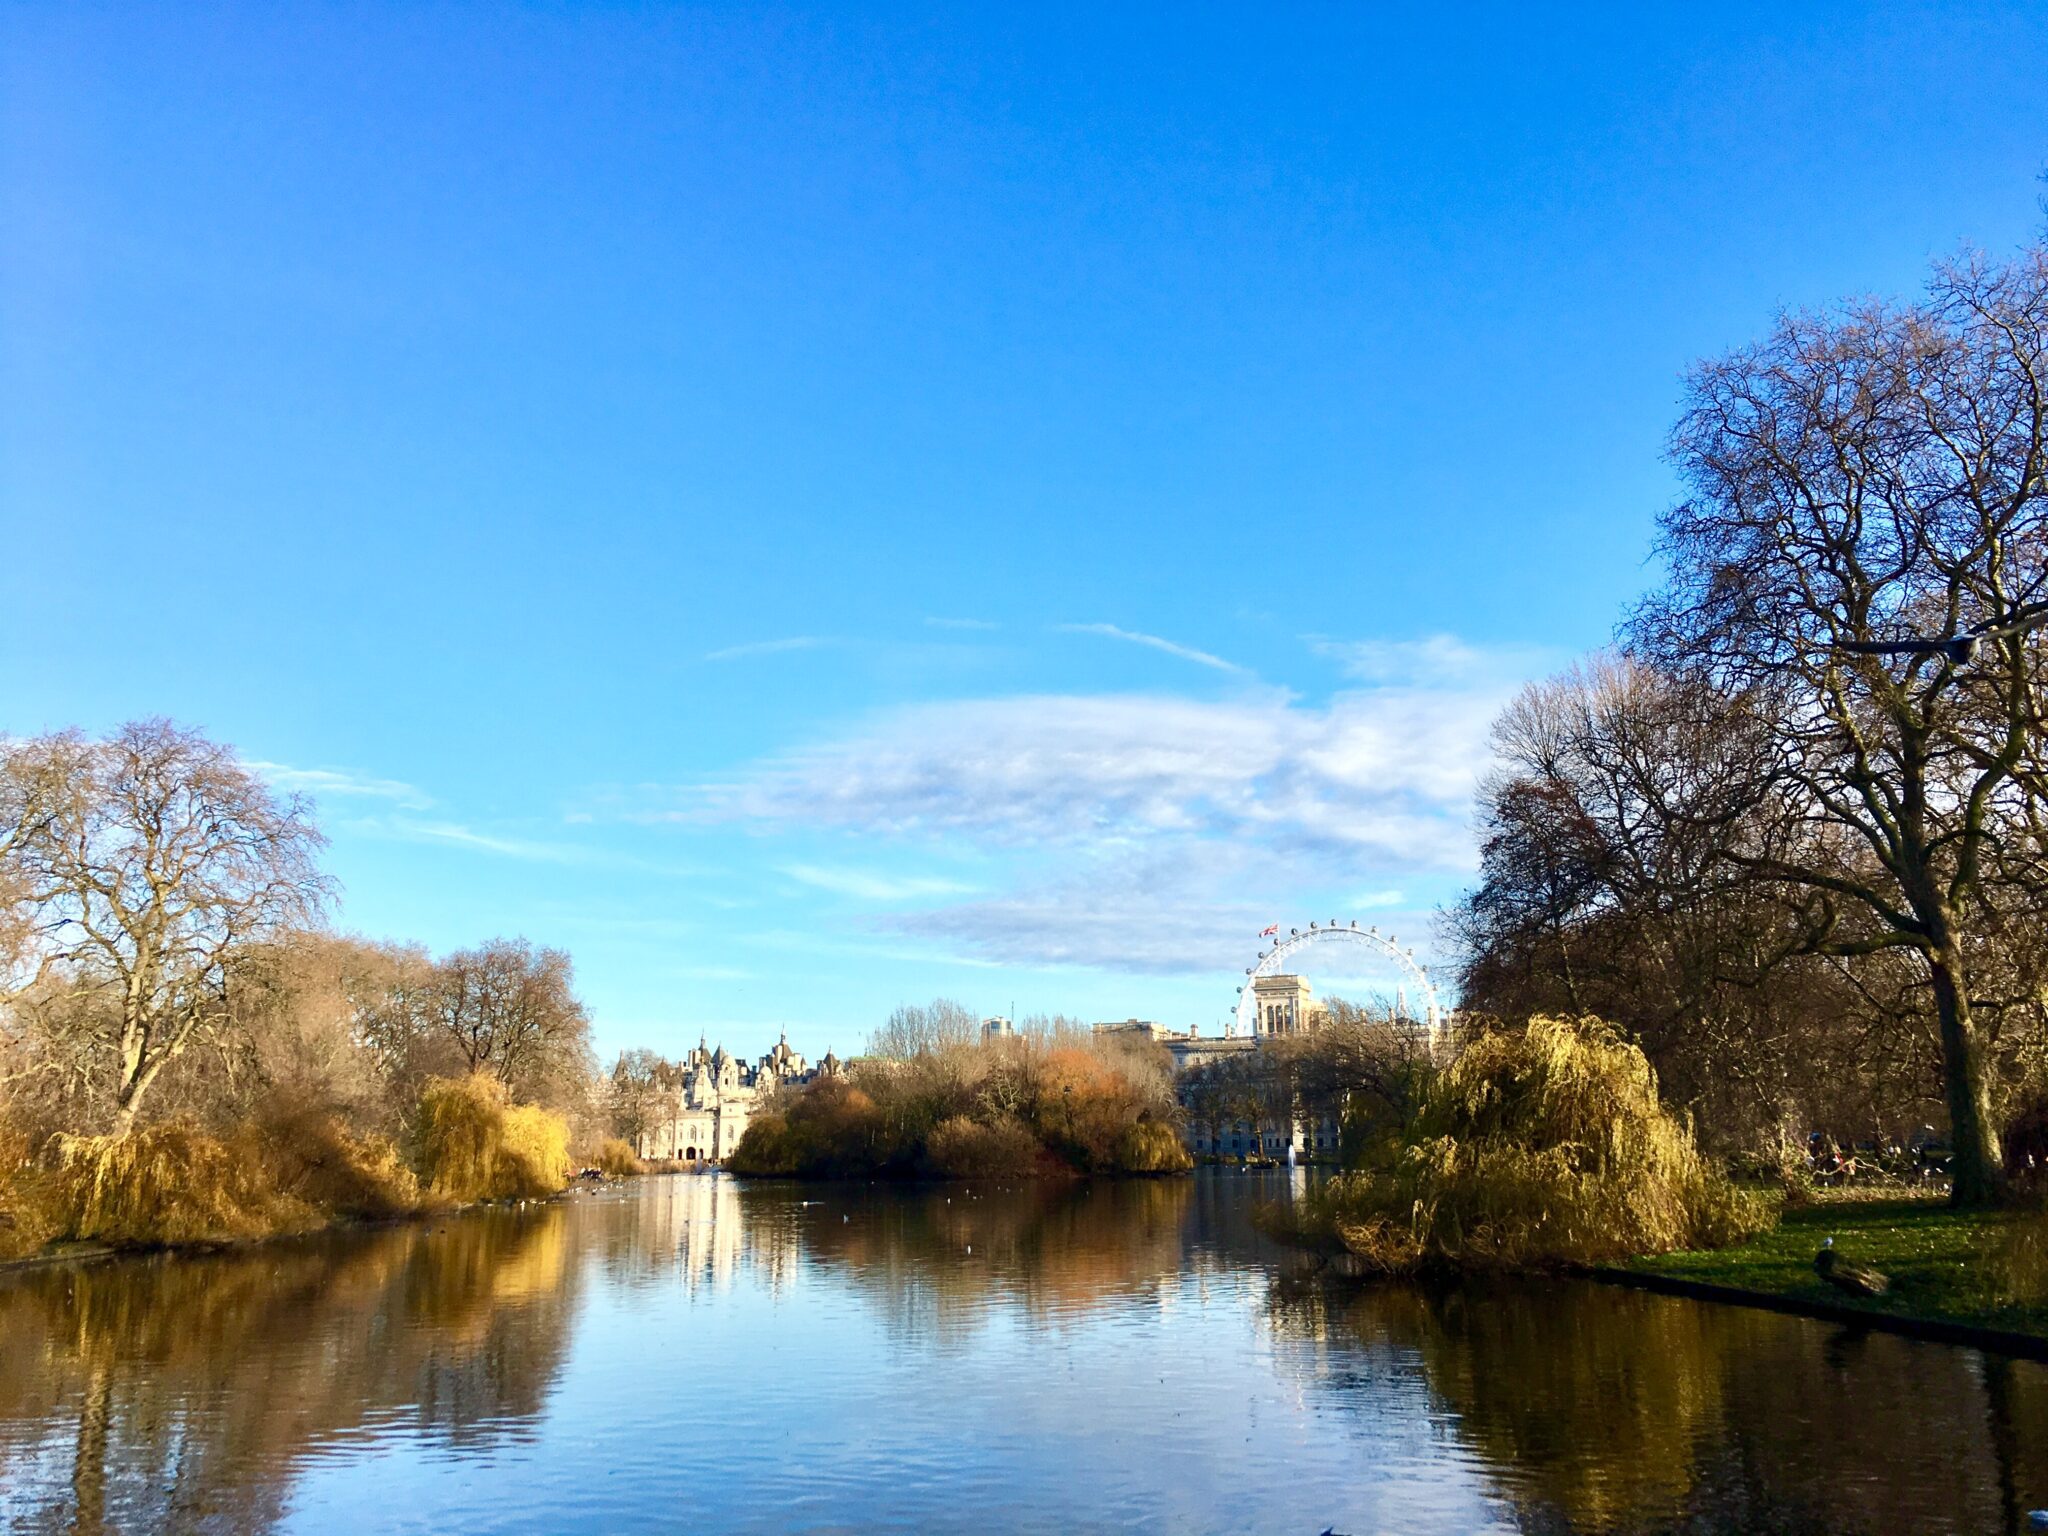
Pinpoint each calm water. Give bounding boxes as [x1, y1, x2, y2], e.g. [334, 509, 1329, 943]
[1, 1172, 2044, 1535]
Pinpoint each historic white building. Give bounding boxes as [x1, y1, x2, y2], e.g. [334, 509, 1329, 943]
[636, 1034, 838, 1163]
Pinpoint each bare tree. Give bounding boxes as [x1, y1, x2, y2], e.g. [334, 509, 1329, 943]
[1635, 244, 2048, 1204]
[0, 721, 329, 1135]
[1452, 658, 1955, 1152]
[428, 938, 593, 1100]
[607, 1048, 675, 1145]
[866, 997, 982, 1059]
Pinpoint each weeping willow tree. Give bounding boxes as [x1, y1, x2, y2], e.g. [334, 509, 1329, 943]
[1296, 1017, 1769, 1272]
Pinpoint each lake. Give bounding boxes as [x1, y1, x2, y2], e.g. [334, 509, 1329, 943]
[1, 1170, 2043, 1534]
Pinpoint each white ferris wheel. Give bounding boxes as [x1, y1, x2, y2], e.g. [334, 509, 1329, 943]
[1233, 920, 1442, 1043]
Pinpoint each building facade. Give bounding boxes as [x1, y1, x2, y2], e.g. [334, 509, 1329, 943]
[636, 1033, 838, 1163]
[1094, 977, 1343, 1163]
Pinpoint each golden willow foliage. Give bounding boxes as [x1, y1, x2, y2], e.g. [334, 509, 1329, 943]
[26, 1105, 427, 1252]
[0, 1115, 62, 1261]
[0, 1076, 576, 1258]
[731, 1035, 1190, 1180]
[1296, 1017, 1770, 1273]
[53, 1122, 313, 1248]
[415, 1074, 572, 1203]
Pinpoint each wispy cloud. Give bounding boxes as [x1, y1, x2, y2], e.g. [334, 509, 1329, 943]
[249, 762, 431, 810]
[1056, 622, 1250, 676]
[360, 817, 599, 863]
[1349, 888, 1407, 909]
[924, 616, 999, 631]
[783, 864, 979, 902]
[676, 686, 1496, 868]
[615, 635, 1545, 974]
[704, 636, 836, 662]
[1304, 633, 1554, 686]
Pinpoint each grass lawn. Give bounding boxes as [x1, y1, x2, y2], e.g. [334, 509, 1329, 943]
[1626, 1191, 2048, 1338]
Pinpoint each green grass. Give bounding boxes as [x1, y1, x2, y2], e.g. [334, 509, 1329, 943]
[1626, 1192, 2048, 1337]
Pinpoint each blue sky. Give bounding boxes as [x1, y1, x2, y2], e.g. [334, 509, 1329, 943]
[4, 4, 2046, 1062]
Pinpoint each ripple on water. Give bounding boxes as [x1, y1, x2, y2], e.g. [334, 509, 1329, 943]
[0, 1173, 2043, 1535]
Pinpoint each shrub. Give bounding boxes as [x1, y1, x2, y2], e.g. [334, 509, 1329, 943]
[415, 1075, 572, 1203]
[732, 1033, 1190, 1181]
[927, 1115, 1043, 1178]
[731, 1078, 891, 1177]
[0, 1115, 63, 1260]
[53, 1121, 313, 1247]
[593, 1137, 645, 1178]
[1292, 1016, 1771, 1274]
[1994, 1208, 2048, 1308]
[728, 1110, 797, 1175]
[1113, 1120, 1193, 1175]
[259, 1102, 425, 1220]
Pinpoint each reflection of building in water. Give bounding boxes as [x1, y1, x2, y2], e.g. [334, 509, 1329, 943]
[668, 1173, 746, 1296]
[666, 1174, 804, 1298]
[637, 1033, 840, 1161]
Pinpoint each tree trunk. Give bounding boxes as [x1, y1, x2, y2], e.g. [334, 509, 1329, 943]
[1928, 943, 2006, 1207]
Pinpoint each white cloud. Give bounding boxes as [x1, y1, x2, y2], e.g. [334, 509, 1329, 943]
[1349, 888, 1407, 909]
[704, 636, 835, 662]
[782, 864, 979, 901]
[1304, 632, 1553, 686]
[681, 685, 1499, 870]
[249, 762, 431, 810]
[624, 636, 1541, 974]
[1056, 622, 1250, 676]
[362, 817, 598, 863]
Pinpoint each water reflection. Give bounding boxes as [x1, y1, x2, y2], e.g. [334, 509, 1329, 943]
[1, 1174, 2042, 1535]
[0, 1206, 579, 1534]
[749, 1176, 1200, 1341]
[1271, 1280, 2048, 1535]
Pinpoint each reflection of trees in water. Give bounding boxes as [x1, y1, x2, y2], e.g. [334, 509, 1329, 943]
[747, 1178, 1197, 1343]
[1269, 1281, 2048, 1535]
[0, 1208, 579, 1534]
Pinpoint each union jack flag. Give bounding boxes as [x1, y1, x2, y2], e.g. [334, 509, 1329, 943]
[1260, 924, 1278, 937]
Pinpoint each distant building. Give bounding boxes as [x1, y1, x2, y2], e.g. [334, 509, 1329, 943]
[1249, 973, 1323, 1037]
[983, 1015, 1015, 1041]
[1097, 978, 1344, 1163]
[1091, 1018, 1173, 1042]
[637, 1032, 818, 1163]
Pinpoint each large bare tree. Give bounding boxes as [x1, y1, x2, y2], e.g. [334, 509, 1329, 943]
[0, 721, 329, 1134]
[1635, 244, 2048, 1204]
[429, 938, 592, 1097]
